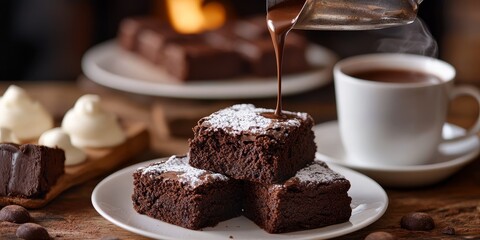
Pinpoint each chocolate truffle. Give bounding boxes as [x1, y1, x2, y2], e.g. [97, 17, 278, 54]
[400, 212, 435, 231]
[16, 223, 50, 240]
[0, 205, 31, 223]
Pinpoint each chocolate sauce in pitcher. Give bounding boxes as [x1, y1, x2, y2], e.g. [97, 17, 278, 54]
[263, 0, 306, 119]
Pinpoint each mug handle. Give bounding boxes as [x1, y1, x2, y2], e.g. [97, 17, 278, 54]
[444, 85, 480, 142]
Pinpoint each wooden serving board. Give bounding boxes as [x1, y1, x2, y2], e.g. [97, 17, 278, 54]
[0, 121, 149, 209]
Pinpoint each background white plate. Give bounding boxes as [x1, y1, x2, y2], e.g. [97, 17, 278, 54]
[314, 121, 480, 187]
[82, 41, 337, 99]
[92, 158, 388, 240]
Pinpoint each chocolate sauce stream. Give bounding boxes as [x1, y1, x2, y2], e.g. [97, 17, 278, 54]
[267, 0, 305, 117]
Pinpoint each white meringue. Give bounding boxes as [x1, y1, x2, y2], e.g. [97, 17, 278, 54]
[0, 85, 54, 141]
[0, 127, 20, 144]
[38, 128, 87, 166]
[61, 94, 126, 148]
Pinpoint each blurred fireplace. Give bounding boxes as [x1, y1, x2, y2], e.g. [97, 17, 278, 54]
[152, 0, 266, 33]
[161, 0, 229, 34]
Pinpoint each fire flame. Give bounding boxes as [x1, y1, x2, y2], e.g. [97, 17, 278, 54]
[165, 0, 227, 34]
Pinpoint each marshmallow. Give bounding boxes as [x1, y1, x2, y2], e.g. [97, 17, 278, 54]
[0, 85, 54, 141]
[38, 128, 86, 166]
[61, 94, 126, 148]
[0, 127, 20, 144]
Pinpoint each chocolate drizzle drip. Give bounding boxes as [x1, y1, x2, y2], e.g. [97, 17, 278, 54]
[267, 0, 306, 117]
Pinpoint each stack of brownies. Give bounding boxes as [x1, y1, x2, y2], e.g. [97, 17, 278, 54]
[118, 16, 310, 81]
[132, 104, 352, 233]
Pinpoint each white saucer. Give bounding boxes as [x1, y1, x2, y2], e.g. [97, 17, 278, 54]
[313, 121, 480, 187]
[92, 158, 388, 240]
[82, 41, 337, 99]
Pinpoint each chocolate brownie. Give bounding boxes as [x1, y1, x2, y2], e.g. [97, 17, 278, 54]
[132, 155, 243, 230]
[0, 143, 65, 198]
[137, 25, 204, 66]
[118, 17, 245, 81]
[243, 160, 352, 233]
[189, 104, 316, 184]
[117, 17, 163, 51]
[231, 18, 309, 76]
[136, 27, 170, 64]
[117, 15, 311, 80]
[163, 42, 245, 81]
[236, 35, 309, 77]
[206, 19, 309, 77]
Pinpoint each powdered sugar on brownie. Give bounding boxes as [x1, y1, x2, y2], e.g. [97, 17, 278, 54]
[201, 104, 309, 135]
[138, 155, 229, 188]
[295, 160, 346, 183]
[271, 160, 346, 189]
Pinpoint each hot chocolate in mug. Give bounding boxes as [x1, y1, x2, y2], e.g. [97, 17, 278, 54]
[334, 53, 480, 166]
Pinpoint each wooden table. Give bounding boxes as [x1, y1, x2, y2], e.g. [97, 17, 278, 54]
[0, 79, 479, 240]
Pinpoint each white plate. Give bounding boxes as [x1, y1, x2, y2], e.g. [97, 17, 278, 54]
[313, 121, 480, 187]
[92, 158, 388, 240]
[82, 40, 337, 99]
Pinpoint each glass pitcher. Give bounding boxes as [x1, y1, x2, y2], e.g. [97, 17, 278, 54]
[267, 0, 423, 30]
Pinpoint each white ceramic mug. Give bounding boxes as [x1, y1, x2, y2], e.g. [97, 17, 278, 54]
[334, 53, 480, 166]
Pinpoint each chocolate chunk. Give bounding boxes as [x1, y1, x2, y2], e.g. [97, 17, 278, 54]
[16, 223, 50, 240]
[365, 231, 397, 240]
[442, 226, 456, 235]
[0, 205, 31, 223]
[400, 212, 435, 231]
